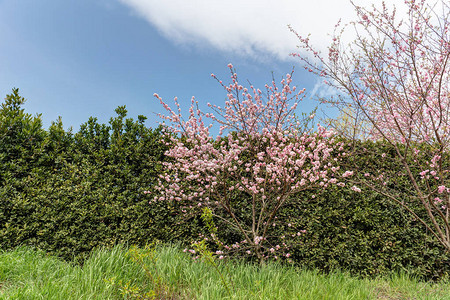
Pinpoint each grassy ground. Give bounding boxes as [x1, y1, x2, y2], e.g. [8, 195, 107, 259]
[0, 244, 449, 300]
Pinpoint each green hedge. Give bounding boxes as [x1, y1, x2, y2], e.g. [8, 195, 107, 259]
[277, 186, 449, 280]
[0, 89, 448, 279]
[0, 90, 203, 261]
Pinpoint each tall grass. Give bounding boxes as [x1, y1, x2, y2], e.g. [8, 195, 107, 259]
[0, 244, 448, 299]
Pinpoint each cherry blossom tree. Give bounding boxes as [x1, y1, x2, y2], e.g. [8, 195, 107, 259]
[153, 65, 344, 262]
[291, 0, 450, 251]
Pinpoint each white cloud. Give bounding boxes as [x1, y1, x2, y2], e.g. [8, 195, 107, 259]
[309, 78, 340, 100]
[119, 0, 406, 61]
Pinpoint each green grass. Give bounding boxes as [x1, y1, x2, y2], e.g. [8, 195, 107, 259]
[0, 244, 449, 299]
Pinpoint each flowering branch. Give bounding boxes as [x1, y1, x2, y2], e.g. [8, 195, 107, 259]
[292, 0, 450, 251]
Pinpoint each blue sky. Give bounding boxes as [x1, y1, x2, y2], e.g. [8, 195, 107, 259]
[0, 0, 404, 131]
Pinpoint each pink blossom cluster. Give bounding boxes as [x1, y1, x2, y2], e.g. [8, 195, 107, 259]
[153, 65, 344, 261]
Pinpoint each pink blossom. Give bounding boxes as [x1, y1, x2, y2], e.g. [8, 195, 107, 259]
[351, 186, 362, 193]
[342, 171, 354, 178]
[419, 170, 429, 177]
[438, 186, 446, 194]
